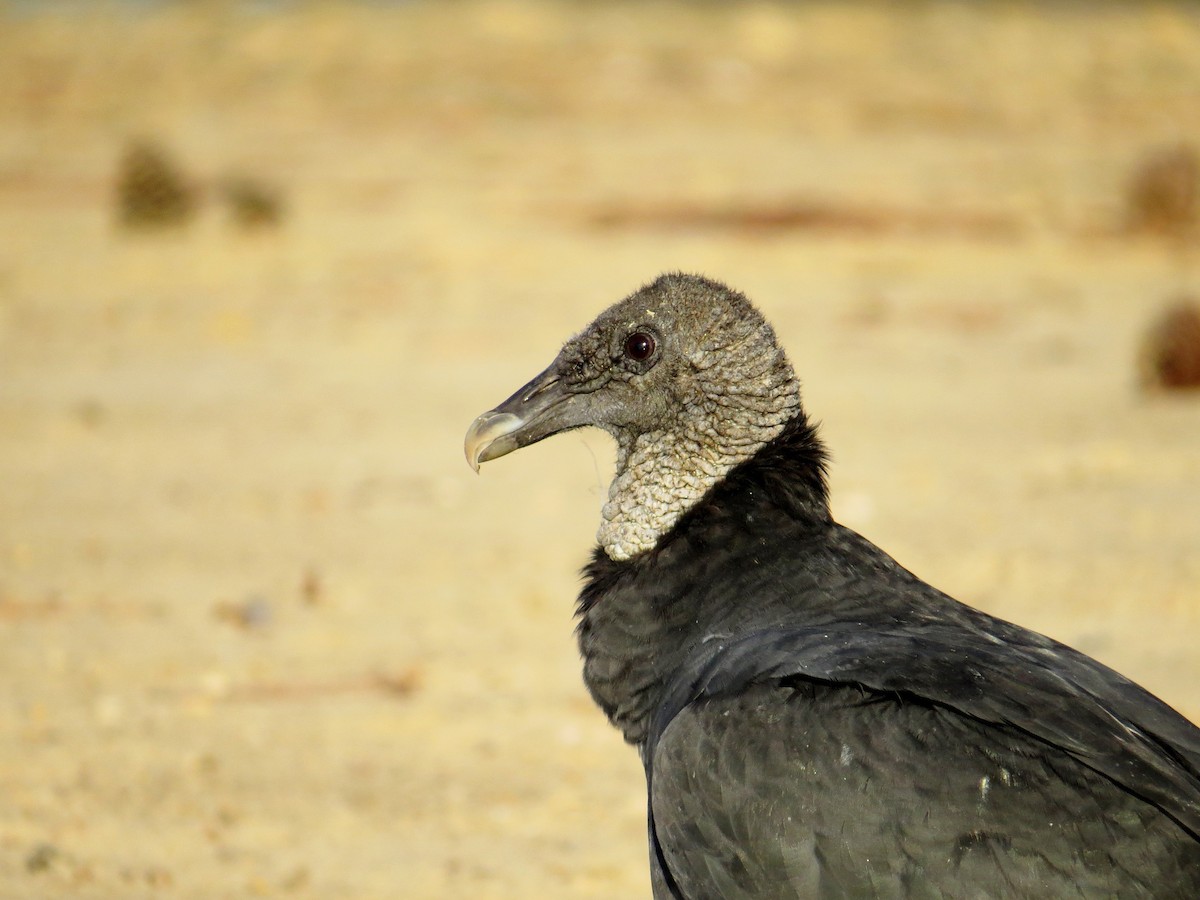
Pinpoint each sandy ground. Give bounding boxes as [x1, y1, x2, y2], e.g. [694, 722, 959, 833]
[1, 2, 1199, 897]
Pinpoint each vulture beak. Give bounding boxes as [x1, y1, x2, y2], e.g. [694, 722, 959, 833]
[465, 363, 580, 472]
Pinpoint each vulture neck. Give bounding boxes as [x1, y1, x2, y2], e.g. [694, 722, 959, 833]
[597, 355, 803, 562]
[576, 410, 832, 747]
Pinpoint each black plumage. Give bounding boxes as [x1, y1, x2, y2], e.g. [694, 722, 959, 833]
[465, 273, 1200, 897]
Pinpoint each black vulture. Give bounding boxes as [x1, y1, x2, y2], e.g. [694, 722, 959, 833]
[464, 273, 1200, 898]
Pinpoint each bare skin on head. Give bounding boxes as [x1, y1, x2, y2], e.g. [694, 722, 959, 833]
[465, 273, 801, 559]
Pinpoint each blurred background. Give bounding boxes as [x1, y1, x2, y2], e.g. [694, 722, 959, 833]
[1, 1, 1199, 897]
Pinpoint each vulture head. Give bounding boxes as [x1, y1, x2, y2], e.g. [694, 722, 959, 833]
[465, 273, 802, 560]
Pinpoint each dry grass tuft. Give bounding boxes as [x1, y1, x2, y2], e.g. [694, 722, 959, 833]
[115, 138, 197, 230]
[221, 176, 284, 229]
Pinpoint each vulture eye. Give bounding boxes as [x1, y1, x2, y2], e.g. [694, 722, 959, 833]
[624, 332, 656, 362]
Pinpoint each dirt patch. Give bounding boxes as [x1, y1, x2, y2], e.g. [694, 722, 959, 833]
[1, 3, 1199, 897]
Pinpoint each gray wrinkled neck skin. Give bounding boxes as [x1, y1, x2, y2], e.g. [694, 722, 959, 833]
[598, 320, 801, 561]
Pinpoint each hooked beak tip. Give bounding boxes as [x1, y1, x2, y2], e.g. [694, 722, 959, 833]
[464, 411, 525, 472]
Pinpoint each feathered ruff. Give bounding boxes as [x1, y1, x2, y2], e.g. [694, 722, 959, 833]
[578, 410, 829, 619]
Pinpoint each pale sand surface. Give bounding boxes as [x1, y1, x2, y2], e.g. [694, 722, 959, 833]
[1, 2, 1199, 896]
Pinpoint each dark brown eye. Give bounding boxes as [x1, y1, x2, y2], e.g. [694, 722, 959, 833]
[624, 332, 655, 361]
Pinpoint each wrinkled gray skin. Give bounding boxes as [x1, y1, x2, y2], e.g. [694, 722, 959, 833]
[465, 272, 801, 560]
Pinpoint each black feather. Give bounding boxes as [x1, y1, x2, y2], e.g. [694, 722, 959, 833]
[576, 410, 1200, 898]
